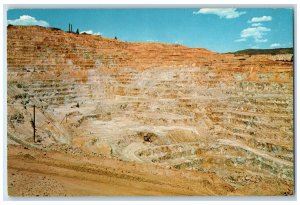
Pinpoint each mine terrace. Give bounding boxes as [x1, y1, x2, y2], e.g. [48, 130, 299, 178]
[7, 25, 294, 196]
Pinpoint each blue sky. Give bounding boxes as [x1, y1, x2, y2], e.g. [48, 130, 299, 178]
[7, 8, 293, 53]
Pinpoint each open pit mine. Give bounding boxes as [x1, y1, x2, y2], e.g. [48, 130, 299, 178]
[7, 25, 294, 196]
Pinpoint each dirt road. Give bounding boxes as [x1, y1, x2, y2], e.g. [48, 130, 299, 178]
[7, 144, 234, 196]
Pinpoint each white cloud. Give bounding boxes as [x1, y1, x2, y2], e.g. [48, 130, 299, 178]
[248, 16, 272, 23]
[235, 38, 246, 42]
[251, 23, 262, 27]
[8, 15, 49, 27]
[270, 43, 281, 48]
[256, 38, 268, 43]
[193, 8, 246, 19]
[146, 39, 158, 42]
[174, 40, 183, 44]
[80, 30, 102, 35]
[240, 26, 271, 43]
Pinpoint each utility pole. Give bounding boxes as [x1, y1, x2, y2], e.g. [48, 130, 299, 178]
[33, 105, 36, 143]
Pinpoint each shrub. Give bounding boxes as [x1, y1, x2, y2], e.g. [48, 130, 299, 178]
[10, 113, 25, 124]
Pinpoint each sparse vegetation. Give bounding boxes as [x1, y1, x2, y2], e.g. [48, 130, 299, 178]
[229, 48, 293, 55]
[50, 27, 62, 31]
[14, 93, 27, 100]
[10, 113, 25, 124]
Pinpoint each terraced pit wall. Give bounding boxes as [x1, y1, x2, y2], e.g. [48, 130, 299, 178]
[7, 26, 294, 190]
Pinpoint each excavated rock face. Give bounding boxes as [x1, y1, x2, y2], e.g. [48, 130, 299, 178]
[269, 54, 293, 62]
[7, 26, 294, 192]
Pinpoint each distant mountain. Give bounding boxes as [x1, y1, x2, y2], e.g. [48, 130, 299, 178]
[228, 48, 293, 55]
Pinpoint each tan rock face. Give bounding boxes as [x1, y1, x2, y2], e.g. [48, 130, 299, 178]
[95, 143, 112, 157]
[7, 26, 294, 195]
[269, 54, 293, 62]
